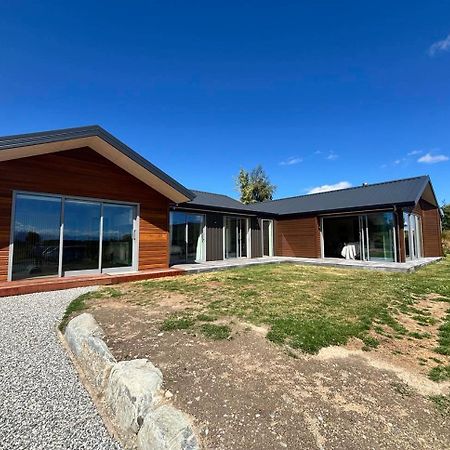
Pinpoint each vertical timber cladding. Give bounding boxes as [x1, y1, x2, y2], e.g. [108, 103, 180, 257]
[0, 147, 172, 281]
[250, 217, 262, 258]
[275, 215, 321, 258]
[419, 199, 443, 257]
[206, 213, 224, 261]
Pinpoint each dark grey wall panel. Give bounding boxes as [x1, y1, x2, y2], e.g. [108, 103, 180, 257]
[251, 217, 262, 258]
[206, 213, 224, 261]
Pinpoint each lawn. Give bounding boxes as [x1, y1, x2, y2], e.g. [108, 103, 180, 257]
[67, 257, 450, 378]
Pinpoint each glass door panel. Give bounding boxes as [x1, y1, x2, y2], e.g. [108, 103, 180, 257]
[170, 212, 187, 264]
[11, 194, 62, 281]
[63, 200, 101, 273]
[225, 217, 238, 259]
[187, 215, 204, 263]
[366, 212, 395, 261]
[262, 220, 273, 256]
[102, 204, 135, 270]
[239, 218, 247, 257]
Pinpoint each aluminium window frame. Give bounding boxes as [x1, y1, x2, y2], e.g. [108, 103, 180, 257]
[8, 189, 140, 281]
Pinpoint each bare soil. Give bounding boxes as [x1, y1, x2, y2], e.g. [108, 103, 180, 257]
[85, 292, 450, 450]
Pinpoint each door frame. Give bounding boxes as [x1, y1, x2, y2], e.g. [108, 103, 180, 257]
[320, 211, 397, 262]
[261, 219, 274, 257]
[169, 211, 206, 264]
[223, 216, 250, 259]
[8, 190, 140, 281]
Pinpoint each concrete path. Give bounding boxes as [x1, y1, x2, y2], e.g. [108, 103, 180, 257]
[0, 288, 121, 450]
[173, 256, 441, 274]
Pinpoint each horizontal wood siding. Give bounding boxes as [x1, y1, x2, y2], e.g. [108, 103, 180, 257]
[0, 147, 171, 281]
[275, 216, 321, 258]
[419, 199, 443, 257]
[206, 213, 224, 261]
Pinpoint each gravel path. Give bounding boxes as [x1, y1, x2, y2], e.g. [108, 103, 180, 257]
[0, 288, 122, 450]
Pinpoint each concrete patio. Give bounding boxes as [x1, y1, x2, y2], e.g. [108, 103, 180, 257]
[172, 256, 442, 274]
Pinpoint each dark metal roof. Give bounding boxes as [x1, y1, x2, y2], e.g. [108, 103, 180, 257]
[247, 175, 432, 216]
[179, 190, 260, 214]
[178, 176, 433, 217]
[0, 125, 195, 201]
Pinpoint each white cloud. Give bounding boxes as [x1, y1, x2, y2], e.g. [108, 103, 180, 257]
[429, 34, 450, 56]
[307, 181, 352, 194]
[326, 151, 338, 161]
[417, 152, 449, 164]
[279, 156, 303, 166]
[407, 150, 422, 156]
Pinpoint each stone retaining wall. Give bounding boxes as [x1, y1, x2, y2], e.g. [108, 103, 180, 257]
[64, 313, 200, 450]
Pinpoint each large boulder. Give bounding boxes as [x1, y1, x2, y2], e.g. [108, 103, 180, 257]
[137, 405, 200, 450]
[105, 359, 163, 434]
[65, 313, 116, 390]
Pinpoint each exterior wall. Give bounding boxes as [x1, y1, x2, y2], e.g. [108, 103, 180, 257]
[205, 213, 224, 261]
[0, 147, 171, 281]
[275, 216, 321, 258]
[251, 217, 263, 258]
[419, 199, 443, 257]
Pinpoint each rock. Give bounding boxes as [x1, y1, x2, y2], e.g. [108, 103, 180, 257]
[137, 405, 200, 450]
[105, 359, 163, 434]
[65, 313, 104, 355]
[164, 390, 174, 399]
[65, 313, 116, 390]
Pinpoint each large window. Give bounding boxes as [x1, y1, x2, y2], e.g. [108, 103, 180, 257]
[10, 192, 137, 280]
[12, 194, 62, 280]
[169, 212, 205, 265]
[322, 211, 396, 262]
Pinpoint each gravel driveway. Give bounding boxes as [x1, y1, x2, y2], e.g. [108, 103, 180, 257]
[0, 288, 122, 450]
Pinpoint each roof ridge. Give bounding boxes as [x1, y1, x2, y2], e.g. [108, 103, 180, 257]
[192, 189, 241, 199]
[256, 175, 430, 205]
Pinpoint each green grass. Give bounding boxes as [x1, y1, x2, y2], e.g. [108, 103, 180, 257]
[107, 256, 450, 354]
[429, 395, 450, 416]
[200, 323, 232, 340]
[435, 310, 450, 355]
[428, 365, 450, 382]
[160, 315, 195, 331]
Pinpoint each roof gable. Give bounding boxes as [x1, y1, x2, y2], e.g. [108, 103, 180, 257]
[0, 126, 194, 203]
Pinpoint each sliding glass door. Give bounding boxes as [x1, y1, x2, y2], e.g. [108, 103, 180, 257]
[169, 212, 205, 265]
[63, 200, 102, 274]
[403, 212, 423, 260]
[11, 194, 62, 280]
[10, 192, 137, 281]
[322, 211, 396, 262]
[224, 217, 248, 259]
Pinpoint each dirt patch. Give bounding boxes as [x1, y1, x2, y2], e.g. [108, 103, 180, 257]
[86, 297, 450, 450]
[346, 296, 450, 379]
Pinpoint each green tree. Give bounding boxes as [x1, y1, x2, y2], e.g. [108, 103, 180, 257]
[442, 203, 450, 230]
[236, 165, 276, 204]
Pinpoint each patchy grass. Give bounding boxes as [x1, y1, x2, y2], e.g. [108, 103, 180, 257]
[161, 315, 195, 331]
[200, 323, 232, 340]
[196, 313, 218, 322]
[429, 394, 450, 416]
[98, 256, 450, 354]
[435, 310, 450, 356]
[58, 289, 121, 332]
[428, 365, 450, 382]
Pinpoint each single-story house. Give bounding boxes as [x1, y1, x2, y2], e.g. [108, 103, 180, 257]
[0, 126, 443, 284]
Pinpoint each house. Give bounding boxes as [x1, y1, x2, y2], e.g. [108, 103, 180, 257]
[0, 126, 443, 286]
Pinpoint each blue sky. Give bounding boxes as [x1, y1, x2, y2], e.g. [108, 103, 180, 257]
[1, 1, 450, 203]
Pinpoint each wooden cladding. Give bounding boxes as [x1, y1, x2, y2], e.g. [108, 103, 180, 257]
[275, 216, 321, 258]
[0, 147, 171, 280]
[419, 200, 443, 257]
